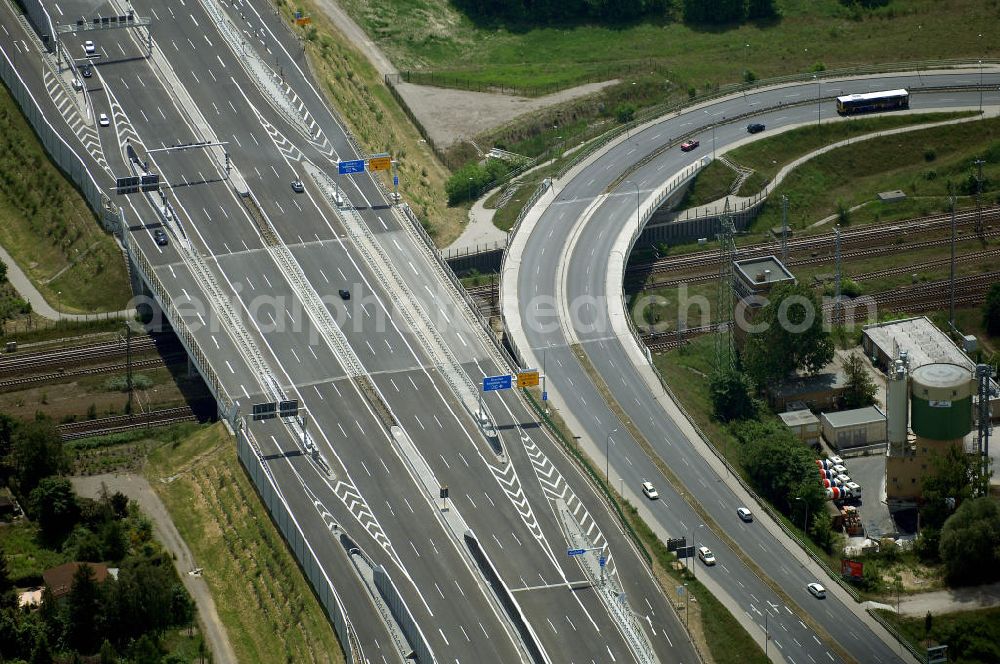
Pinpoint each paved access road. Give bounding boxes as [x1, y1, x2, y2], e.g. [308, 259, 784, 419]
[509, 71, 999, 664]
[2, 0, 699, 661]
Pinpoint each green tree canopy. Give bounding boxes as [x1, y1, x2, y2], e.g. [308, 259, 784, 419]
[709, 369, 757, 421]
[939, 497, 1000, 585]
[921, 444, 983, 532]
[0, 546, 14, 610]
[453, 0, 669, 24]
[67, 564, 102, 654]
[683, 0, 746, 24]
[841, 352, 877, 409]
[733, 420, 825, 517]
[29, 477, 79, 544]
[742, 283, 835, 386]
[12, 417, 66, 499]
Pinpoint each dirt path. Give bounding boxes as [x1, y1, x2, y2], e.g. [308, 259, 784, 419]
[71, 473, 237, 664]
[310, 0, 618, 148]
[896, 581, 1000, 616]
[0, 242, 132, 321]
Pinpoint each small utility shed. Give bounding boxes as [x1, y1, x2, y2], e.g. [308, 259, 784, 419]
[779, 410, 821, 445]
[821, 406, 887, 450]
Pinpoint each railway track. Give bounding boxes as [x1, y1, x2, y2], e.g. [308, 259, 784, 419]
[641, 271, 998, 353]
[0, 335, 180, 378]
[0, 356, 183, 391]
[627, 206, 999, 278]
[58, 406, 198, 440]
[632, 230, 1000, 291]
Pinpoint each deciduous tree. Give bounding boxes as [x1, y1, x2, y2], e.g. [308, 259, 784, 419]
[29, 477, 79, 544]
[12, 417, 66, 499]
[742, 283, 835, 386]
[709, 369, 757, 421]
[939, 497, 1000, 585]
[842, 352, 877, 409]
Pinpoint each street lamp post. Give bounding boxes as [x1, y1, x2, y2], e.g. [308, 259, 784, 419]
[795, 497, 809, 533]
[690, 523, 705, 578]
[606, 428, 618, 484]
[980, 59, 984, 113]
[711, 123, 716, 160]
[764, 611, 769, 658]
[814, 74, 821, 125]
[625, 180, 640, 240]
[467, 177, 473, 203]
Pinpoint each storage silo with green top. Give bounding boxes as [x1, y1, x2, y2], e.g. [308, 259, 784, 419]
[910, 363, 974, 441]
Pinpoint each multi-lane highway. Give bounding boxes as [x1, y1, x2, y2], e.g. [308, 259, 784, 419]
[507, 71, 998, 664]
[2, 0, 702, 661]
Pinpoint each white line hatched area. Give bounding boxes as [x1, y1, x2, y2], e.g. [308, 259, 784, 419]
[522, 432, 618, 579]
[43, 69, 110, 176]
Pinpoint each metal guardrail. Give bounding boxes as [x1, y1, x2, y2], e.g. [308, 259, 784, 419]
[237, 425, 360, 663]
[520, 389, 650, 565]
[396, 201, 519, 372]
[497, 63, 980, 609]
[868, 609, 925, 662]
[311, 167, 484, 420]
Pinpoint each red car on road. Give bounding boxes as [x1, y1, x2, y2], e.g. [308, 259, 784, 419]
[680, 139, 700, 152]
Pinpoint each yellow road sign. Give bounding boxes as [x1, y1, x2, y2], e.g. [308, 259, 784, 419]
[368, 155, 391, 171]
[516, 371, 540, 388]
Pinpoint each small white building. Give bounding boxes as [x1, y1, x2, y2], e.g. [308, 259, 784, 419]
[779, 410, 821, 445]
[821, 406, 887, 450]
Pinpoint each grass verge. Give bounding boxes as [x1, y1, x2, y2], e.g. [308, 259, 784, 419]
[145, 422, 345, 664]
[520, 387, 765, 664]
[873, 606, 1000, 662]
[335, 0, 992, 94]
[0, 83, 131, 314]
[677, 160, 739, 208]
[746, 114, 999, 233]
[273, 0, 466, 247]
[567, 341, 857, 661]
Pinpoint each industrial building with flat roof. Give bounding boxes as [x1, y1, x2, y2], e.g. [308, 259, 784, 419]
[733, 255, 796, 299]
[779, 409, 821, 445]
[821, 406, 887, 451]
[862, 316, 999, 418]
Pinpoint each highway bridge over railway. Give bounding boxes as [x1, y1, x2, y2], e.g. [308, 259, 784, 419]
[2, 0, 695, 662]
[5, 0, 998, 661]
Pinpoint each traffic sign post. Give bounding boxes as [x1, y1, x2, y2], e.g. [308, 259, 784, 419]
[368, 154, 391, 171]
[482, 375, 512, 392]
[338, 159, 365, 175]
[567, 548, 586, 557]
[251, 402, 277, 421]
[440, 485, 449, 511]
[516, 370, 539, 388]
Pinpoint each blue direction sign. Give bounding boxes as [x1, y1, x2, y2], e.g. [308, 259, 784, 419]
[393, 175, 399, 186]
[482, 374, 512, 392]
[338, 159, 365, 175]
[542, 391, 548, 401]
[599, 556, 607, 568]
[567, 548, 586, 557]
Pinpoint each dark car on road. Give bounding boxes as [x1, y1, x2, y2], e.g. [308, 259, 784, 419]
[338, 288, 351, 300]
[153, 229, 168, 246]
[680, 139, 700, 152]
[747, 122, 766, 134]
